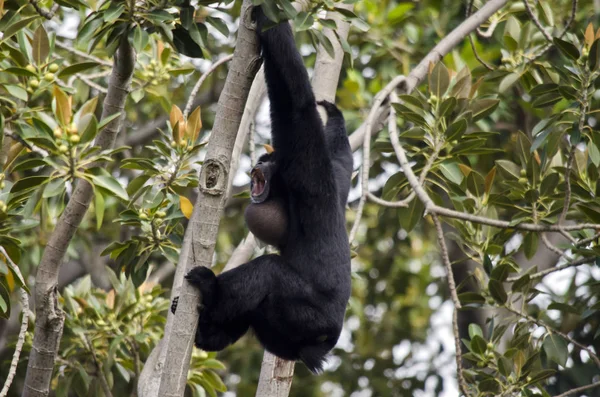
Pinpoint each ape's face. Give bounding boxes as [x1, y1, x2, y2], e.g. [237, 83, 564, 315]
[250, 154, 276, 204]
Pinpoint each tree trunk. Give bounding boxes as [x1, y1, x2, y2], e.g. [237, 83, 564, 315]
[22, 39, 135, 397]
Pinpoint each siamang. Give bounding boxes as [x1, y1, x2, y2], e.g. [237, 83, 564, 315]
[183, 6, 353, 374]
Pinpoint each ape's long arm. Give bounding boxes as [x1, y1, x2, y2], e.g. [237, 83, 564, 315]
[254, 8, 331, 177]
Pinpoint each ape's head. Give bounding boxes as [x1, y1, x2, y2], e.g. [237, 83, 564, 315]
[250, 151, 276, 204]
[245, 147, 289, 248]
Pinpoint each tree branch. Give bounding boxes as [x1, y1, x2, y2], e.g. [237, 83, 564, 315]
[151, 2, 262, 395]
[349, 0, 510, 242]
[23, 39, 135, 397]
[183, 54, 233, 119]
[0, 247, 30, 397]
[504, 305, 600, 367]
[555, 380, 600, 397]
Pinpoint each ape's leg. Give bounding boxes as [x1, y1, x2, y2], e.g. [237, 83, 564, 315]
[186, 254, 285, 352]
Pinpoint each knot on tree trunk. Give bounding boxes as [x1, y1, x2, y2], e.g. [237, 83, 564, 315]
[199, 158, 227, 195]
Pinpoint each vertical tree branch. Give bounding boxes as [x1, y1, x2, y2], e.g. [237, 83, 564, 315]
[0, 248, 29, 397]
[153, 2, 262, 395]
[22, 39, 135, 397]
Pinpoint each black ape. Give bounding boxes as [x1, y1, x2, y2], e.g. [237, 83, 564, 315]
[185, 6, 353, 373]
[244, 102, 348, 248]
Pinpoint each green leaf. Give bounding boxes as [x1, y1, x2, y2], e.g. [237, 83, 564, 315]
[126, 174, 150, 196]
[495, 160, 521, 179]
[471, 99, 499, 121]
[398, 196, 424, 233]
[3, 67, 37, 77]
[499, 72, 520, 93]
[53, 86, 72, 125]
[0, 282, 10, 318]
[479, 378, 500, 393]
[79, 115, 98, 144]
[512, 274, 531, 292]
[445, 118, 467, 141]
[483, 254, 493, 275]
[315, 30, 335, 58]
[438, 97, 456, 118]
[468, 323, 483, 339]
[103, 2, 125, 23]
[87, 170, 128, 200]
[491, 263, 513, 282]
[173, 25, 204, 58]
[542, 334, 568, 366]
[43, 178, 65, 198]
[498, 357, 512, 377]
[532, 92, 562, 108]
[58, 62, 99, 78]
[95, 190, 105, 230]
[2, 16, 39, 42]
[206, 16, 229, 38]
[32, 25, 50, 65]
[439, 161, 464, 185]
[428, 62, 450, 99]
[11, 158, 46, 173]
[527, 369, 555, 385]
[523, 232, 538, 259]
[553, 37, 580, 61]
[11, 176, 48, 193]
[387, 3, 414, 23]
[488, 279, 507, 304]
[548, 302, 580, 315]
[97, 112, 121, 131]
[279, 0, 298, 19]
[458, 292, 485, 305]
[4, 85, 27, 102]
[558, 85, 578, 101]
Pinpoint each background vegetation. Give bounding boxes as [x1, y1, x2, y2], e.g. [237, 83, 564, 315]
[1, 0, 600, 396]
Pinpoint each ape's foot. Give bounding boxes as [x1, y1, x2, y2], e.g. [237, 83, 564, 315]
[185, 266, 217, 307]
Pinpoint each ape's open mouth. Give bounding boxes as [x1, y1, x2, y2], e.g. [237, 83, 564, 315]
[251, 168, 266, 197]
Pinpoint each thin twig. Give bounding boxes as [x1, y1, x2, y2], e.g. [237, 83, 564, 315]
[506, 257, 592, 282]
[468, 35, 494, 70]
[83, 334, 114, 397]
[540, 233, 569, 258]
[561, 0, 578, 37]
[476, 19, 499, 38]
[351, 0, 511, 241]
[576, 231, 600, 247]
[367, 192, 412, 208]
[0, 248, 29, 397]
[348, 75, 406, 242]
[56, 41, 113, 67]
[466, 0, 494, 70]
[555, 380, 600, 397]
[504, 305, 600, 367]
[522, 0, 553, 42]
[533, 204, 570, 259]
[29, 0, 59, 19]
[526, 0, 578, 63]
[77, 74, 108, 94]
[183, 54, 233, 119]
[432, 214, 470, 396]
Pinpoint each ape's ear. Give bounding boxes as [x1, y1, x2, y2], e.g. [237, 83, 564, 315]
[263, 144, 274, 154]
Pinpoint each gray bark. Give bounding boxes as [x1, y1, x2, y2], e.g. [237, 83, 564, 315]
[22, 39, 135, 397]
[148, 2, 262, 396]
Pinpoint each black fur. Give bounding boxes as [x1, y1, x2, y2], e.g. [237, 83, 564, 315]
[184, 6, 353, 374]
